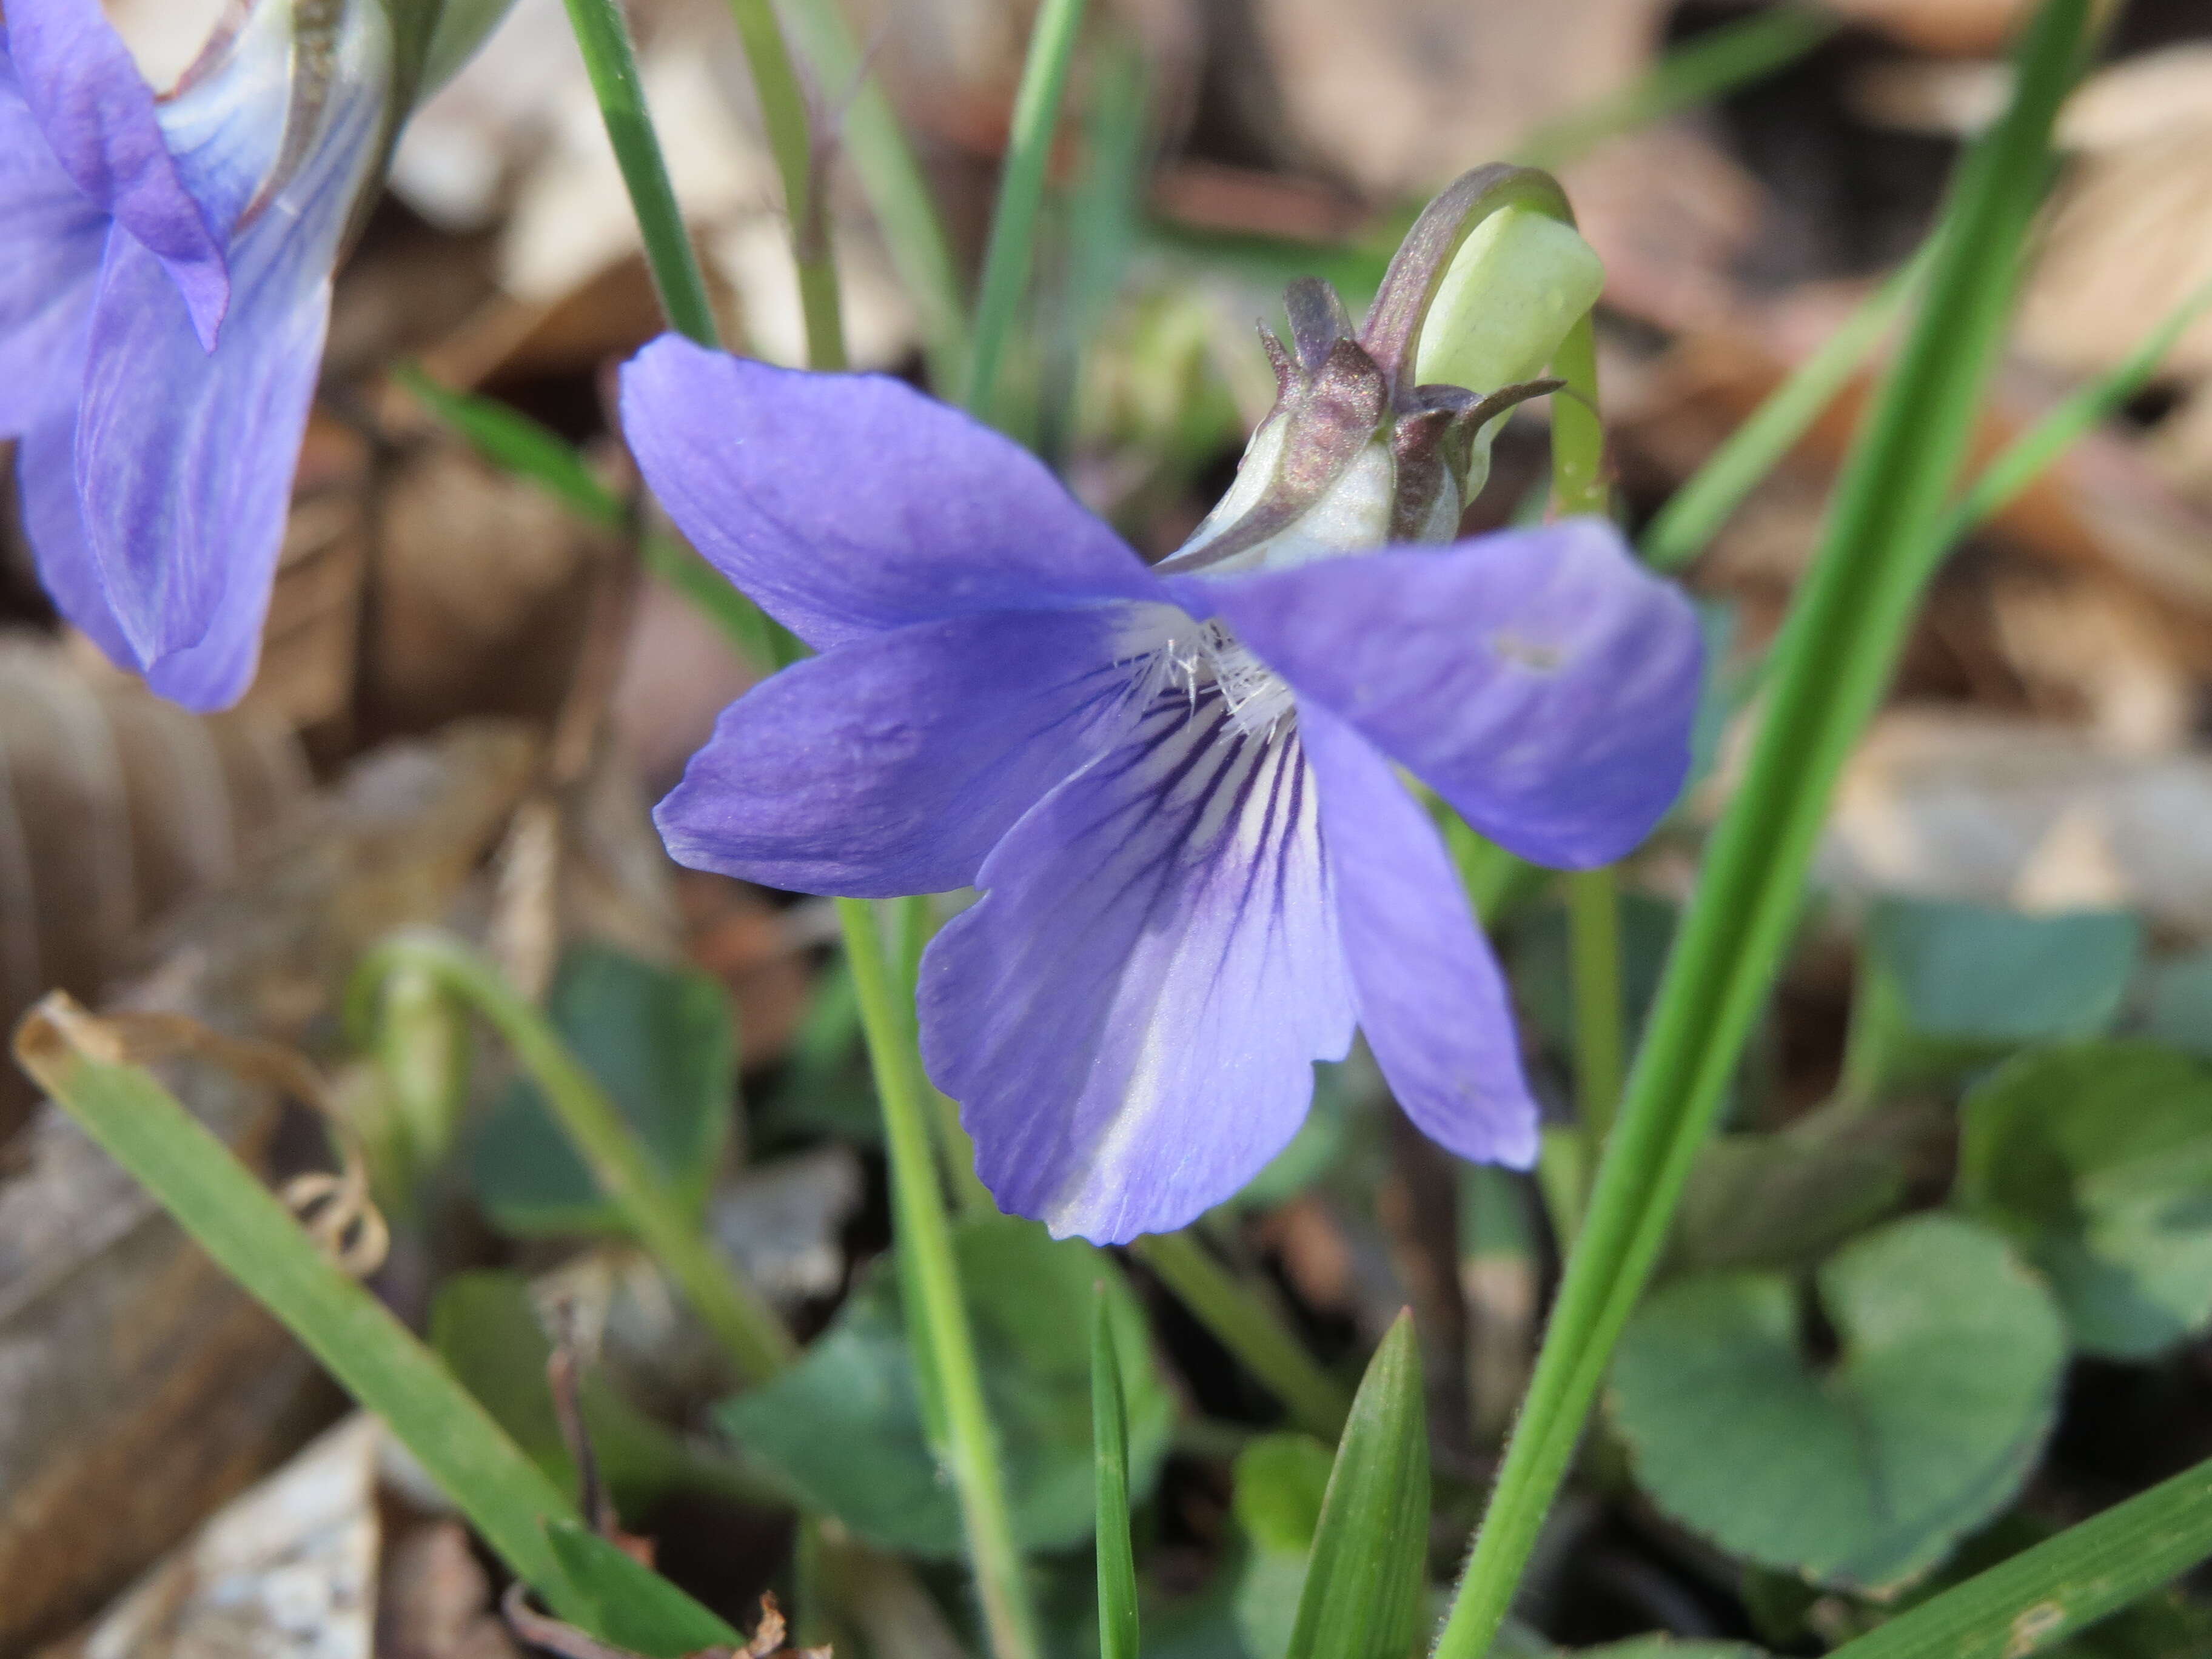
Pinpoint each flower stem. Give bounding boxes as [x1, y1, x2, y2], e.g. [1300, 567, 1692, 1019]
[1564, 868, 1624, 1151]
[1430, 5, 2090, 1654]
[719, 0, 847, 370]
[837, 899, 1042, 1659]
[557, 0, 720, 349]
[1544, 315, 1627, 1173]
[347, 932, 794, 1384]
[1130, 1230, 1351, 1439]
[965, 0, 1090, 422]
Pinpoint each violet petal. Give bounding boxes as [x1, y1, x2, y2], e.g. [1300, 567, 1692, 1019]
[1302, 702, 1540, 1168]
[620, 338, 1164, 651]
[1177, 517, 1703, 868]
[657, 606, 1145, 898]
[920, 685, 1356, 1244]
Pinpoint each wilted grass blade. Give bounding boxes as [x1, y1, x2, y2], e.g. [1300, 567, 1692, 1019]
[12, 995, 590, 1621]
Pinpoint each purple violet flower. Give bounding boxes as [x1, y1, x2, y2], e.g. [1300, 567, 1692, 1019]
[625, 217, 1703, 1244]
[2, 0, 397, 710]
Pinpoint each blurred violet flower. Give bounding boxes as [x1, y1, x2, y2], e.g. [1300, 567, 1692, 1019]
[0, 0, 479, 711]
[626, 187, 1702, 1244]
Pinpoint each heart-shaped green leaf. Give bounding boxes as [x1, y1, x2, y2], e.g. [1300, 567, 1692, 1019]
[716, 1216, 1171, 1557]
[1845, 900, 2140, 1094]
[1233, 1433, 1336, 1659]
[1959, 1041, 2212, 1359]
[1610, 1214, 2066, 1593]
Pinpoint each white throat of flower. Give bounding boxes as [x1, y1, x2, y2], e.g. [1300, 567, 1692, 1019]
[1118, 611, 1296, 742]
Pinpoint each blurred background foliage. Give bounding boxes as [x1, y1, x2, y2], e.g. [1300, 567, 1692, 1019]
[5, 0, 2212, 1655]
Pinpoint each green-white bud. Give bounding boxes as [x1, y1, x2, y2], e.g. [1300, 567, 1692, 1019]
[1412, 206, 1605, 398]
[1158, 166, 1604, 577]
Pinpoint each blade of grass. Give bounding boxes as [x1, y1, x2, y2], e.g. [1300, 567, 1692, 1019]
[1945, 275, 2212, 537]
[839, 897, 1042, 1659]
[965, 0, 1090, 423]
[558, 0, 718, 347]
[718, 0, 846, 370]
[395, 364, 784, 666]
[1515, 4, 1842, 170]
[1093, 1288, 1141, 1659]
[1828, 1454, 2212, 1659]
[347, 931, 795, 1384]
[1282, 1313, 1430, 1659]
[1130, 1230, 1350, 1440]
[1433, 3, 2093, 1654]
[777, 0, 969, 387]
[1640, 240, 1935, 573]
[12, 995, 591, 1620]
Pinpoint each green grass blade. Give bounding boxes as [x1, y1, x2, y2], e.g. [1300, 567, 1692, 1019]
[1827, 1455, 2212, 1659]
[779, 0, 969, 387]
[718, 0, 846, 369]
[1433, 4, 2094, 1655]
[395, 365, 782, 665]
[838, 898, 1042, 1659]
[557, 0, 719, 347]
[1946, 276, 2212, 537]
[1093, 1288, 1141, 1659]
[1515, 5, 1842, 170]
[1129, 1231, 1352, 1439]
[1640, 241, 1932, 573]
[11, 996, 588, 1620]
[1283, 1312, 1431, 1659]
[965, 0, 1090, 421]
[546, 1520, 743, 1657]
[347, 931, 795, 1384]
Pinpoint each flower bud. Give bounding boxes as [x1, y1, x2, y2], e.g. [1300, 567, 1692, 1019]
[1410, 206, 1605, 398]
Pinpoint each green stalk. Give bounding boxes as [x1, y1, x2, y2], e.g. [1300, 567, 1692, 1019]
[1827, 1455, 2212, 1659]
[719, 0, 846, 370]
[1564, 870, 1624, 1148]
[1130, 1231, 1351, 1439]
[1432, 4, 2091, 1654]
[965, 0, 1090, 422]
[1545, 316, 1627, 1166]
[777, 0, 969, 387]
[558, 0, 719, 347]
[838, 899, 1041, 1659]
[1945, 275, 2212, 537]
[349, 933, 794, 1384]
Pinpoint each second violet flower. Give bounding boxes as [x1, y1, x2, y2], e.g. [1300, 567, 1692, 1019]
[627, 187, 1704, 1244]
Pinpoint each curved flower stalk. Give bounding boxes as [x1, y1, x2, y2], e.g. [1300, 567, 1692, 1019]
[0, 0, 504, 711]
[627, 170, 1702, 1245]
